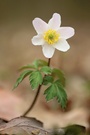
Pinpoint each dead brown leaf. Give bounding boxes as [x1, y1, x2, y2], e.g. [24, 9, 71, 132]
[0, 116, 49, 135]
[0, 116, 66, 135]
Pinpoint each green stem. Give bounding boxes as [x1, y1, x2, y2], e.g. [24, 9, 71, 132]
[22, 58, 51, 116]
[48, 58, 51, 66]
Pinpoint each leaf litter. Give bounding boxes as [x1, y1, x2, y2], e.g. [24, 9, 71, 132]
[0, 116, 86, 135]
[0, 116, 49, 135]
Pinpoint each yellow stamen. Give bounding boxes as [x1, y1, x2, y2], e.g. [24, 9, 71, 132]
[44, 29, 60, 45]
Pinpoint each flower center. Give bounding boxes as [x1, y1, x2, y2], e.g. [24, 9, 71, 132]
[44, 29, 60, 45]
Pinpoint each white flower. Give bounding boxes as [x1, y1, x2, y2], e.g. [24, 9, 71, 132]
[32, 13, 75, 58]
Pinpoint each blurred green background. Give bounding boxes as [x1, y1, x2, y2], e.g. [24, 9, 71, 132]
[0, 0, 90, 128]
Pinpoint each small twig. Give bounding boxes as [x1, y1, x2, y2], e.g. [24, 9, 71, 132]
[22, 58, 51, 116]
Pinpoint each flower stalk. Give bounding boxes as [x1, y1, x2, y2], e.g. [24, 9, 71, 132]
[22, 58, 51, 116]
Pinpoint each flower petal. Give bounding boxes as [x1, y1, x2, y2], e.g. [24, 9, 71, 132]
[42, 44, 55, 58]
[32, 35, 45, 45]
[54, 39, 70, 52]
[58, 27, 75, 39]
[48, 13, 61, 30]
[32, 18, 48, 34]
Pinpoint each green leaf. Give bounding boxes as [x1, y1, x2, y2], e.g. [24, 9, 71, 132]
[52, 68, 65, 87]
[43, 75, 54, 85]
[44, 80, 67, 108]
[33, 59, 48, 68]
[44, 83, 56, 101]
[41, 66, 52, 75]
[64, 124, 86, 135]
[19, 59, 48, 71]
[29, 70, 43, 90]
[55, 80, 67, 108]
[13, 70, 32, 90]
[19, 64, 36, 71]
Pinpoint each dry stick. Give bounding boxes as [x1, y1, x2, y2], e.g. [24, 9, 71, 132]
[22, 58, 51, 116]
